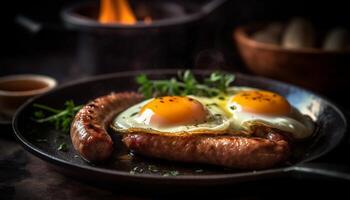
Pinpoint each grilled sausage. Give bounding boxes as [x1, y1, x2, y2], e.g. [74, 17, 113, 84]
[122, 131, 290, 169]
[70, 92, 143, 162]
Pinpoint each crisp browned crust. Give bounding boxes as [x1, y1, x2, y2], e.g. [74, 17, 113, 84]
[122, 131, 290, 170]
[70, 92, 143, 162]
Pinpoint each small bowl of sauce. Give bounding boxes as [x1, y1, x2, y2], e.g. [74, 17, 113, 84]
[0, 74, 57, 123]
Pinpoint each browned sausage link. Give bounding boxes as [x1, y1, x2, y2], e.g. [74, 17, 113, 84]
[122, 131, 290, 169]
[70, 92, 143, 162]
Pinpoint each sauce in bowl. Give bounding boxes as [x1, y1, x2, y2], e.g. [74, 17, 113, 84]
[0, 79, 49, 92]
[0, 75, 57, 121]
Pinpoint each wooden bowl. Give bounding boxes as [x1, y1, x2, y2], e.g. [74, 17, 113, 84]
[234, 24, 350, 93]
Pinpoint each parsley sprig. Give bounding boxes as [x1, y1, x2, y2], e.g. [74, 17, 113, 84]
[33, 100, 83, 133]
[136, 70, 235, 98]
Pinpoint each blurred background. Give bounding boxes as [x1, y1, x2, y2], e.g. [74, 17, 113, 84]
[1, 0, 349, 102]
[1, 1, 350, 197]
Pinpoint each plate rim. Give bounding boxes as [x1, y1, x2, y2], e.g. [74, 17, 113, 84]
[12, 70, 348, 181]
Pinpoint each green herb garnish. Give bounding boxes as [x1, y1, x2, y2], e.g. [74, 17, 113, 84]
[147, 165, 159, 172]
[33, 100, 83, 133]
[136, 70, 235, 98]
[129, 166, 144, 175]
[33, 110, 45, 118]
[230, 105, 237, 110]
[205, 103, 218, 107]
[57, 143, 68, 151]
[162, 170, 180, 176]
[32, 71, 234, 131]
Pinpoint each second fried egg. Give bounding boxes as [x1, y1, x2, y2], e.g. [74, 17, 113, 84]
[227, 90, 315, 139]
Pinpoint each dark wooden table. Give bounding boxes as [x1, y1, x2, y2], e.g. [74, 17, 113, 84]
[1, 132, 349, 200]
[0, 136, 147, 200]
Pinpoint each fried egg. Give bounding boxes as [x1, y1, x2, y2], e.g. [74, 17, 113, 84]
[113, 88, 315, 139]
[113, 96, 231, 135]
[227, 90, 314, 139]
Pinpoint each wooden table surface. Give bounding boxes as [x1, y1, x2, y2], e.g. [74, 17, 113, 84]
[1, 134, 349, 200]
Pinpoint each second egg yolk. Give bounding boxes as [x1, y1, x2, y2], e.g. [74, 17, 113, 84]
[231, 90, 291, 116]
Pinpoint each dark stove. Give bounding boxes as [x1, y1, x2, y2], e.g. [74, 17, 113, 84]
[60, 0, 211, 74]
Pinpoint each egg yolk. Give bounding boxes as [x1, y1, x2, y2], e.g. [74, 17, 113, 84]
[231, 90, 291, 115]
[139, 96, 208, 127]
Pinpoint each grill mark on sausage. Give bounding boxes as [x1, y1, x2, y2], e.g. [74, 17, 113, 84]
[122, 131, 290, 169]
[70, 92, 143, 162]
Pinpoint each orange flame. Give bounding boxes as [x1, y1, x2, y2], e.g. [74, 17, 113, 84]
[99, 0, 137, 24]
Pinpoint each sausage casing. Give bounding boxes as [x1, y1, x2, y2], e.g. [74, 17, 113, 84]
[70, 92, 143, 162]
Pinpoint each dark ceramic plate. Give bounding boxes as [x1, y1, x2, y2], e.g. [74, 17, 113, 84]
[13, 70, 348, 186]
